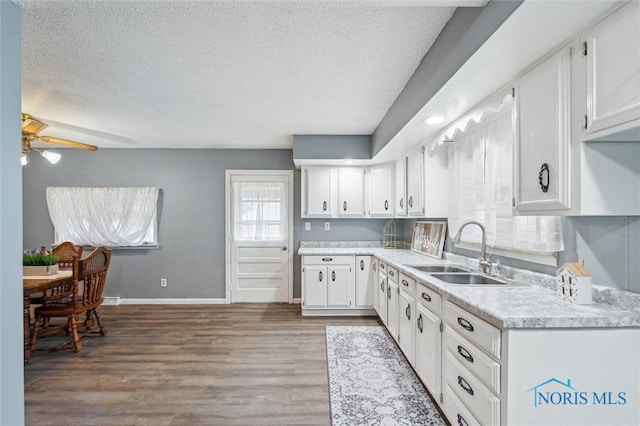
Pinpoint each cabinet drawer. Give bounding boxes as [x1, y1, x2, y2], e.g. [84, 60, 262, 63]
[445, 384, 482, 426]
[446, 327, 501, 394]
[445, 352, 500, 426]
[387, 266, 399, 283]
[416, 283, 442, 315]
[303, 255, 353, 265]
[398, 272, 415, 294]
[445, 301, 501, 359]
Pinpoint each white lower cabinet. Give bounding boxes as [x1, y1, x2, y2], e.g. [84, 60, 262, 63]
[355, 256, 373, 308]
[386, 277, 399, 341]
[377, 273, 388, 324]
[415, 301, 442, 400]
[301, 255, 374, 316]
[397, 288, 415, 365]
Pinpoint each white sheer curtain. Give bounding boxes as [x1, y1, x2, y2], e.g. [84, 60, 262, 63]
[46, 187, 159, 247]
[448, 99, 563, 254]
[233, 181, 285, 241]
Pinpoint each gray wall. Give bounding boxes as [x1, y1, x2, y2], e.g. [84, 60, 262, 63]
[401, 217, 640, 293]
[23, 149, 387, 300]
[293, 135, 371, 160]
[1, 2, 25, 424]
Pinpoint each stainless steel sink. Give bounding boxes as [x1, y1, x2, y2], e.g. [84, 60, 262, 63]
[405, 265, 470, 273]
[429, 273, 507, 285]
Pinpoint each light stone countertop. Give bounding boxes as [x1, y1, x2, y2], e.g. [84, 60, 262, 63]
[298, 246, 640, 330]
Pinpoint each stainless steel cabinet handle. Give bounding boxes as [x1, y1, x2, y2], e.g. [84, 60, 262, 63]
[360, 260, 364, 270]
[322, 201, 327, 211]
[417, 314, 423, 332]
[401, 279, 409, 287]
[399, 198, 404, 209]
[331, 271, 336, 282]
[319, 271, 323, 282]
[380, 279, 385, 291]
[405, 304, 411, 320]
[384, 200, 389, 210]
[408, 195, 413, 208]
[421, 292, 432, 302]
[343, 201, 347, 211]
[457, 345, 474, 363]
[322, 257, 333, 262]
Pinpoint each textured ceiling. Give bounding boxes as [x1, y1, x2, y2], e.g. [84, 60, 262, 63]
[16, 1, 486, 149]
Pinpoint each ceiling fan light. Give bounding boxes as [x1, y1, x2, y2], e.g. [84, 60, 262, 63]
[21, 153, 28, 166]
[40, 150, 61, 164]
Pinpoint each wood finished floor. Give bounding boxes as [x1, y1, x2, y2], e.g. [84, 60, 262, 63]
[25, 304, 380, 426]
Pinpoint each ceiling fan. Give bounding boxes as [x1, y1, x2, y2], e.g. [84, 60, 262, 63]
[21, 113, 98, 166]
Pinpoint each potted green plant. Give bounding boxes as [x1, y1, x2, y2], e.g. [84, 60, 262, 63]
[23, 247, 58, 276]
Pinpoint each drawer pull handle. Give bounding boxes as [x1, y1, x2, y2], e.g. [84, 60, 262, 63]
[360, 260, 364, 271]
[401, 279, 409, 287]
[417, 314, 423, 332]
[343, 201, 347, 211]
[331, 271, 336, 282]
[458, 376, 474, 396]
[389, 270, 395, 277]
[322, 257, 333, 262]
[457, 414, 469, 426]
[457, 317, 474, 332]
[322, 201, 327, 211]
[539, 162, 550, 193]
[405, 304, 411, 320]
[421, 292, 431, 302]
[318, 271, 323, 282]
[457, 345, 474, 363]
[384, 200, 389, 210]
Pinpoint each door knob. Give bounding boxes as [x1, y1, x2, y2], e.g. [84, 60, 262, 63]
[282, 246, 288, 251]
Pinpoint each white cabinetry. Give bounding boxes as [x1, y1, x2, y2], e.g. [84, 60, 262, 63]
[583, 1, 640, 140]
[302, 167, 335, 217]
[386, 266, 399, 341]
[394, 157, 407, 216]
[397, 273, 416, 365]
[302, 255, 375, 316]
[406, 147, 424, 216]
[513, 43, 575, 212]
[355, 256, 373, 308]
[368, 163, 395, 217]
[337, 168, 365, 217]
[376, 262, 388, 324]
[415, 284, 443, 404]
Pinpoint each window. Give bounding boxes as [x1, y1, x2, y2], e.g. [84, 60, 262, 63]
[233, 181, 286, 241]
[46, 187, 159, 247]
[447, 95, 563, 264]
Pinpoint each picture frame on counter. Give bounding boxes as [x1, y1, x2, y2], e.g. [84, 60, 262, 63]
[411, 220, 447, 259]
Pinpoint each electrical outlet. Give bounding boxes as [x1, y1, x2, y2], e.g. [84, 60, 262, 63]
[305, 222, 311, 231]
[161, 278, 167, 287]
[324, 222, 330, 231]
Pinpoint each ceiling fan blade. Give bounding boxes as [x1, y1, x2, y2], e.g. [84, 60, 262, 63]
[21, 113, 49, 135]
[39, 136, 98, 151]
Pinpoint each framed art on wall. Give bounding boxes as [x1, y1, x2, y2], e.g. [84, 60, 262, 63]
[411, 220, 447, 259]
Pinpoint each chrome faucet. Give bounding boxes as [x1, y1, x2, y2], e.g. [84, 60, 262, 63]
[452, 221, 492, 274]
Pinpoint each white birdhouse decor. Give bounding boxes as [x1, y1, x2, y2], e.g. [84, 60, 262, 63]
[556, 259, 592, 304]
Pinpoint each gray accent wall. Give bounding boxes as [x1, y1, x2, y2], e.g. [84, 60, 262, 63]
[1, 2, 25, 424]
[293, 135, 371, 160]
[401, 217, 640, 293]
[23, 149, 387, 300]
[371, 1, 522, 156]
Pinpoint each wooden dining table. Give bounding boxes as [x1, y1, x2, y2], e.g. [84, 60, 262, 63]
[23, 271, 74, 362]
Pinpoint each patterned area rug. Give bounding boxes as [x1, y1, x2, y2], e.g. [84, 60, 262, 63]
[326, 326, 445, 426]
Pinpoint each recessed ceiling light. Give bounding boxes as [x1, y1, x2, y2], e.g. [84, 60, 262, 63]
[343, 159, 355, 165]
[424, 116, 445, 125]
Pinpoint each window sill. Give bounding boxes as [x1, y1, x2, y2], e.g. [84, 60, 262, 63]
[453, 241, 558, 267]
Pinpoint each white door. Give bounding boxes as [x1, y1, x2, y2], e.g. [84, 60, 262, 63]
[227, 172, 293, 303]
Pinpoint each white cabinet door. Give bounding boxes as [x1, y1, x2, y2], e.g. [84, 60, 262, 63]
[387, 280, 399, 341]
[303, 266, 327, 308]
[327, 265, 351, 308]
[407, 147, 424, 216]
[372, 258, 379, 312]
[394, 157, 407, 216]
[377, 275, 388, 324]
[416, 303, 442, 401]
[398, 289, 416, 365]
[584, 1, 640, 137]
[337, 168, 365, 217]
[513, 43, 575, 212]
[303, 167, 335, 217]
[368, 163, 395, 217]
[355, 256, 373, 308]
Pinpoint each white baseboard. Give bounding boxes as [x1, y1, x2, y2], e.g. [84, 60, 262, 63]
[102, 297, 121, 305]
[118, 298, 227, 305]
[292, 298, 301, 304]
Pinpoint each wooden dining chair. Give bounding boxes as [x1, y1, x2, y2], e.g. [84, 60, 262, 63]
[52, 241, 83, 270]
[31, 247, 112, 353]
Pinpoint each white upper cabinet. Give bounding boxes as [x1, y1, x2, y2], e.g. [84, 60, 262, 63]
[394, 157, 407, 216]
[583, 1, 640, 140]
[302, 167, 335, 217]
[406, 147, 425, 216]
[337, 168, 365, 217]
[368, 163, 395, 217]
[513, 42, 576, 212]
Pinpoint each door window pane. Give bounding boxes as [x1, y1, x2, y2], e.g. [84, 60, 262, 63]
[233, 182, 285, 241]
